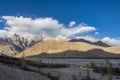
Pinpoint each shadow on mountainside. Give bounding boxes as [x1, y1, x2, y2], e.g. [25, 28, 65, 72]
[30, 49, 120, 59]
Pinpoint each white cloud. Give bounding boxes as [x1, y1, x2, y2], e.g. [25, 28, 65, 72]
[0, 30, 35, 38]
[75, 36, 99, 42]
[61, 24, 96, 36]
[102, 37, 120, 46]
[95, 32, 99, 35]
[1, 16, 96, 38]
[69, 21, 76, 27]
[0, 30, 14, 37]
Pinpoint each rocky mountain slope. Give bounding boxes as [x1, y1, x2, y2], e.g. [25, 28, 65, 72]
[0, 34, 69, 56]
[0, 42, 18, 56]
[15, 41, 120, 58]
[0, 34, 37, 51]
[0, 34, 34, 56]
[0, 33, 119, 58]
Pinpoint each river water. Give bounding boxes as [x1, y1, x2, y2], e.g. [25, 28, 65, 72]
[27, 58, 120, 67]
[27, 58, 120, 80]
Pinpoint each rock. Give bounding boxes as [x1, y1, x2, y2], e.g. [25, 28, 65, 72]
[0, 63, 50, 80]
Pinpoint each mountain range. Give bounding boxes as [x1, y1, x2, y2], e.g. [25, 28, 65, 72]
[15, 37, 120, 58]
[0, 34, 68, 56]
[0, 34, 37, 56]
[0, 34, 120, 58]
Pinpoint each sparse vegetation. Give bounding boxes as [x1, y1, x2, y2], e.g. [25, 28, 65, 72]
[106, 57, 113, 80]
[90, 57, 120, 80]
[21, 52, 27, 69]
[86, 64, 91, 80]
[25, 60, 68, 68]
[90, 62, 96, 70]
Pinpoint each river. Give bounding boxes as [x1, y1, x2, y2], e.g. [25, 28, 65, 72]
[27, 58, 120, 67]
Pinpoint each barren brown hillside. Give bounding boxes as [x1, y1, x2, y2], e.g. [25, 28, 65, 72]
[104, 47, 120, 54]
[0, 43, 18, 56]
[15, 41, 120, 58]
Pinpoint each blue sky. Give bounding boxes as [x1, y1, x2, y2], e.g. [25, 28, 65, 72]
[0, 0, 120, 41]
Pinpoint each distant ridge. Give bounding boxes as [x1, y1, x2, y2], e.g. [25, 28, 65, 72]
[0, 33, 119, 57]
[15, 41, 120, 58]
[69, 38, 110, 47]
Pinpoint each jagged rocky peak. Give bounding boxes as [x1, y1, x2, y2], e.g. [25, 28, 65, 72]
[0, 33, 35, 52]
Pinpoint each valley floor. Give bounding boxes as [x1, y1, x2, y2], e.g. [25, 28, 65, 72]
[1, 55, 120, 80]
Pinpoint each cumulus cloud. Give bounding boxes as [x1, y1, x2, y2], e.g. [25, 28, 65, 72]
[75, 36, 99, 42]
[2, 16, 63, 36]
[1, 16, 96, 38]
[69, 21, 76, 27]
[61, 24, 96, 36]
[102, 37, 120, 46]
